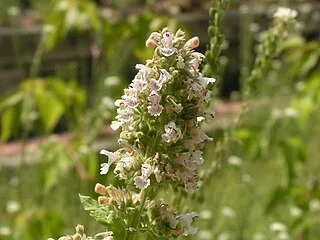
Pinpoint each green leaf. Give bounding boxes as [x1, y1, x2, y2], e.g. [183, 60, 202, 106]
[35, 88, 65, 133]
[0, 103, 21, 141]
[79, 195, 100, 211]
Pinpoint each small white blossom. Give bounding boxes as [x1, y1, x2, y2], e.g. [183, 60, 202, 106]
[309, 199, 320, 212]
[148, 103, 164, 116]
[176, 212, 198, 236]
[162, 122, 182, 143]
[110, 121, 122, 131]
[100, 163, 110, 175]
[6, 200, 20, 213]
[100, 150, 120, 165]
[160, 31, 177, 57]
[277, 231, 290, 240]
[141, 163, 152, 177]
[274, 7, 297, 20]
[270, 222, 287, 232]
[0, 226, 11, 236]
[148, 91, 162, 103]
[221, 206, 235, 218]
[227, 155, 242, 167]
[134, 175, 150, 189]
[252, 233, 265, 240]
[199, 210, 212, 220]
[217, 232, 230, 240]
[283, 107, 298, 118]
[289, 206, 302, 217]
[99, 150, 120, 175]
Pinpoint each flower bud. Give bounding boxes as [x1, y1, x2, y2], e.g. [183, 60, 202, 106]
[95, 183, 106, 195]
[98, 196, 109, 205]
[146, 38, 157, 48]
[75, 225, 84, 235]
[73, 234, 81, 240]
[185, 37, 199, 49]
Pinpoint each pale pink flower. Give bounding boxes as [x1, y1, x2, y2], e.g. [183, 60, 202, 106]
[148, 104, 164, 116]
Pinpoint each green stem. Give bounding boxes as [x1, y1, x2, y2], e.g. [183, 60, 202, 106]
[30, 33, 46, 78]
[125, 188, 150, 240]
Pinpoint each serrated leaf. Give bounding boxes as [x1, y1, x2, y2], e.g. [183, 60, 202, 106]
[79, 194, 100, 211]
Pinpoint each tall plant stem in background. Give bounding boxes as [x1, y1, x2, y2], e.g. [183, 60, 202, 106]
[203, 0, 231, 95]
[9, 11, 24, 74]
[30, 30, 47, 78]
[243, 11, 297, 101]
[239, 4, 255, 88]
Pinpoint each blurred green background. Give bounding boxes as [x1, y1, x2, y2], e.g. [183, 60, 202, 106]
[0, 0, 319, 239]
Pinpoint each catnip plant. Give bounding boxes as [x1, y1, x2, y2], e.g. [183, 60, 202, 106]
[53, 28, 216, 240]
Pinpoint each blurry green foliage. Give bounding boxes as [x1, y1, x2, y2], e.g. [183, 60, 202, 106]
[0, 77, 86, 141]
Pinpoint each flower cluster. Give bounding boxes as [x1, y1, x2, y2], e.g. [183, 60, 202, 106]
[100, 27, 215, 193]
[48, 225, 113, 240]
[274, 7, 297, 20]
[147, 200, 198, 237]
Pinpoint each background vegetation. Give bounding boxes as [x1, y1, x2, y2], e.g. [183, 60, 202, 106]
[0, 0, 319, 239]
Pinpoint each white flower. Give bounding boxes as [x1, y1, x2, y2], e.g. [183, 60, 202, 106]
[160, 31, 176, 57]
[130, 77, 147, 92]
[289, 206, 302, 217]
[241, 174, 253, 183]
[176, 212, 198, 236]
[252, 232, 265, 240]
[277, 231, 290, 240]
[116, 105, 135, 122]
[190, 150, 204, 166]
[148, 91, 162, 104]
[7, 6, 20, 16]
[202, 77, 216, 85]
[102, 237, 114, 240]
[270, 222, 287, 232]
[227, 155, 242, 167]
[99, 150, 120, 174]
[58, 237, 70, 240]
[149, 78, 162, 92]
[141, 163, 152, 177]
[110, 121, 122, 131]
[162, 122, 182, 143]
[217, 232, 230, 240]
[283, 107, 298, 118]
[0, 226, 11, 236]
[135, 64, 151, 80]
[100, 163, 110, 175]
[309, 199, 320, 212]
[221, 206, 235, 218]
[148, 103, 164, 116]
[159, 69, 171, 85]
[199, 210, 212, 220]
[134, 175, 150, 189]
[100, 150, 120, 165]
[197, 116, 205, 123]
[121, 156, 134, 170]
[6, 200, 20, 213]
[274, 7, 297, 20]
